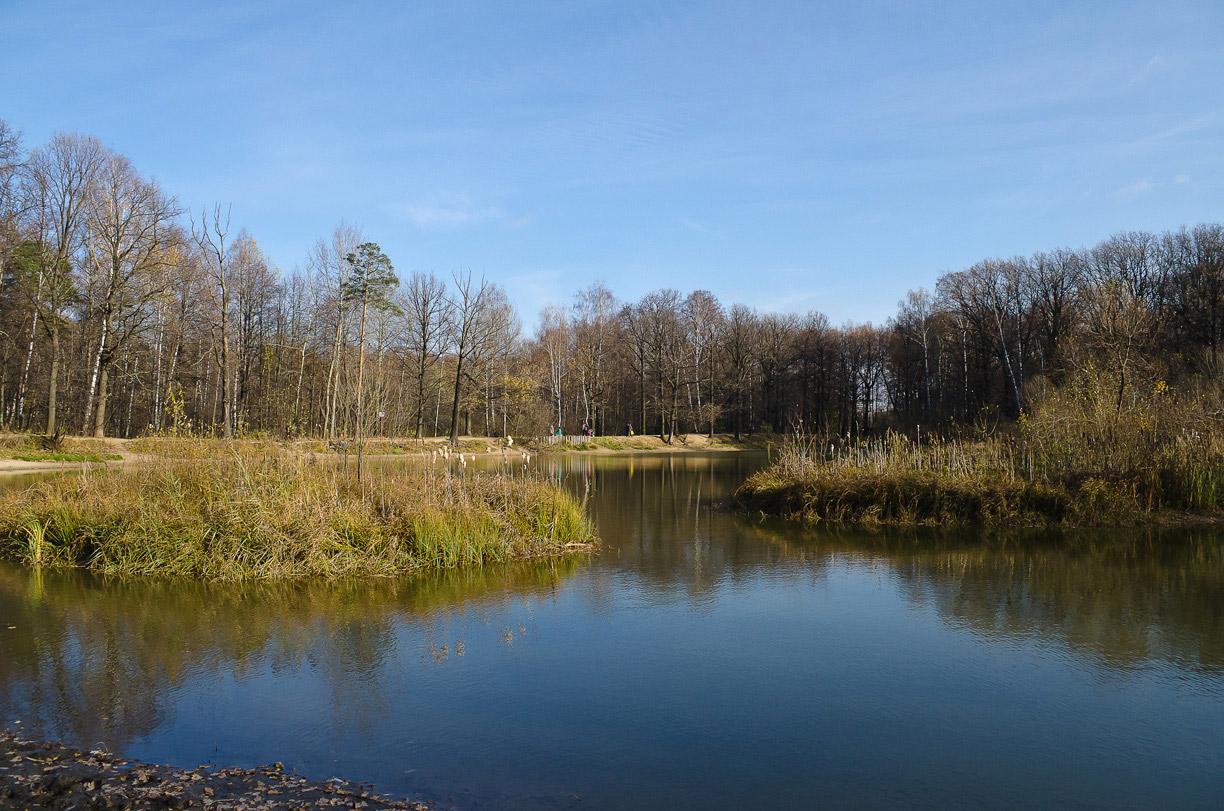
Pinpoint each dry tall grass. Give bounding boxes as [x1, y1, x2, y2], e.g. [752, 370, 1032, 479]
[0, 449, 595, 578]
[737, 372, 1224, 526]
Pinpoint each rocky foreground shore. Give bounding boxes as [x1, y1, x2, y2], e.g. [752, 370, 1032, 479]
[0, 730, 430, 810]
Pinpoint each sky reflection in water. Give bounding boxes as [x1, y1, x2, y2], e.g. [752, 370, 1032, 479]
[2, 452, 1223, 810]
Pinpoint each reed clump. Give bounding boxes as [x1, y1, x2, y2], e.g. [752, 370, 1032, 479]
[0, 450, 595, 579]
[737, 373, 1224, 526]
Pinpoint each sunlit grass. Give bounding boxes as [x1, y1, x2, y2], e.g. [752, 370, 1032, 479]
[11, 452, 123, 463]
[0, 433, 123, 463]
[737, 374, 1224, 526]
[0, 448, 595, 579]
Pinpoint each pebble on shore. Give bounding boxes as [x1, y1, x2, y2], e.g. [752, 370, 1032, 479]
[0, 729, 432, 810]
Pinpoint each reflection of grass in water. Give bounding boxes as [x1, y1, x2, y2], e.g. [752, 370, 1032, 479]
[0, 450, 595, 579]
[396, 555, 584, 612]
[0, 555, 585, 662]
[0, 555, 584, 744]
[740, 519, 1224, 673]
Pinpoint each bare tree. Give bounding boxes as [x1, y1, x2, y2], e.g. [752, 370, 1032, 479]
[0, 123, 23, 419]
[572, 282, 616, 434]
[155, 243, 204, 432]
[22, 132, 106, 435]
[230, 230, 278, 431]
[536, 303, 569, 431]
[192, 204, 236, 438]
[81, 151, 182, 436]
[893, 288, 938, 420]
[444, 271, 493, 444]
[756, 312, 797, 433]
[471, 286, 519, 436]
[1081, 279, 1158, 411]
[402, 271, 448, 437]
[0, 120, 22, 239]
[1029, 247, 1084, 377]
[1086, 232, 1162, 409]
[720, 304, 757, 440]
[1162, 224, 1224, 370]
[311, 221, 362, 439]
[853, 324, 888, 432]
[792, 311, 832, 430]
[684, 290, 722, 436]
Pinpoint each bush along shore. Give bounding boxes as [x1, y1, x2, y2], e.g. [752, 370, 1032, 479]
[0, 449, 595, 579]
[736, 372, 1224, 527]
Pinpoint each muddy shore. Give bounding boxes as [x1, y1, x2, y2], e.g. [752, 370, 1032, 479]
[0, 730, 431, 810]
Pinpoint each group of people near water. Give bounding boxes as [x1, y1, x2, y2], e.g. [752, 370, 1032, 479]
[552, 422, 636, 437]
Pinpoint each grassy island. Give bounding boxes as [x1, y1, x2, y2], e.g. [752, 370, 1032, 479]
[736, 376, 1224, 527]
[0, 447, 594, 579]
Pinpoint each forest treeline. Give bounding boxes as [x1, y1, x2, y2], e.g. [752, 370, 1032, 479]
[2, 120, 1222, 442]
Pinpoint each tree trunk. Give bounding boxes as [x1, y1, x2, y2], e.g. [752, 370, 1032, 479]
[354, 298, 369, 484]
[415, 359, 427, 438]
[294, 338, 308, 430]
[220, 308, 232, 438]
[448, 353, 465, 445]
[47, 325, 60, 436]
[125, 357, 139, 438]
[13, 308, 37, 430]
[95, 365, 109, 439]
[151, 303, 165, 429]
[83, 314, 109, 434]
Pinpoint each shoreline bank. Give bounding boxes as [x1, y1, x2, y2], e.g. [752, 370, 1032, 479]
[0, 432, 772, 476]
[0, 729, 430, 810]
[734, 465, 1224, 528]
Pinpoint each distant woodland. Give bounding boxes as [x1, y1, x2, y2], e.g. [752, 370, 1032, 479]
[2, 120, 1222, 442]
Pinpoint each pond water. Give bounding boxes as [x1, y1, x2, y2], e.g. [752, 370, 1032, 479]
[2, 452, 1224, 809]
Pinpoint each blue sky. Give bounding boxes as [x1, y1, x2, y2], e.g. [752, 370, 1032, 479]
[3, 1, 1221, 326]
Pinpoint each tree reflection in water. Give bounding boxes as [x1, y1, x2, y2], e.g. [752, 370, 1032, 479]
[740, 521, 1224, 676]
[1, 453, 1223, 811]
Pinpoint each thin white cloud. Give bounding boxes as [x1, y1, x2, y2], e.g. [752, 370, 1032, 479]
[392, 193, 501, 229]
[1117, 178, 1152, 196]
[1126, 55, 1166, 86]
[1174, 173, 1189, 184]
[680, 216, 723, 237]
[728, 280, 826, 315]
[1118, 112, 1223, 154]
[530, 109, 692, 152]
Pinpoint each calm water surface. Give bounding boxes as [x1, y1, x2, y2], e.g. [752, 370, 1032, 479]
[2, 453, 1224, 809]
